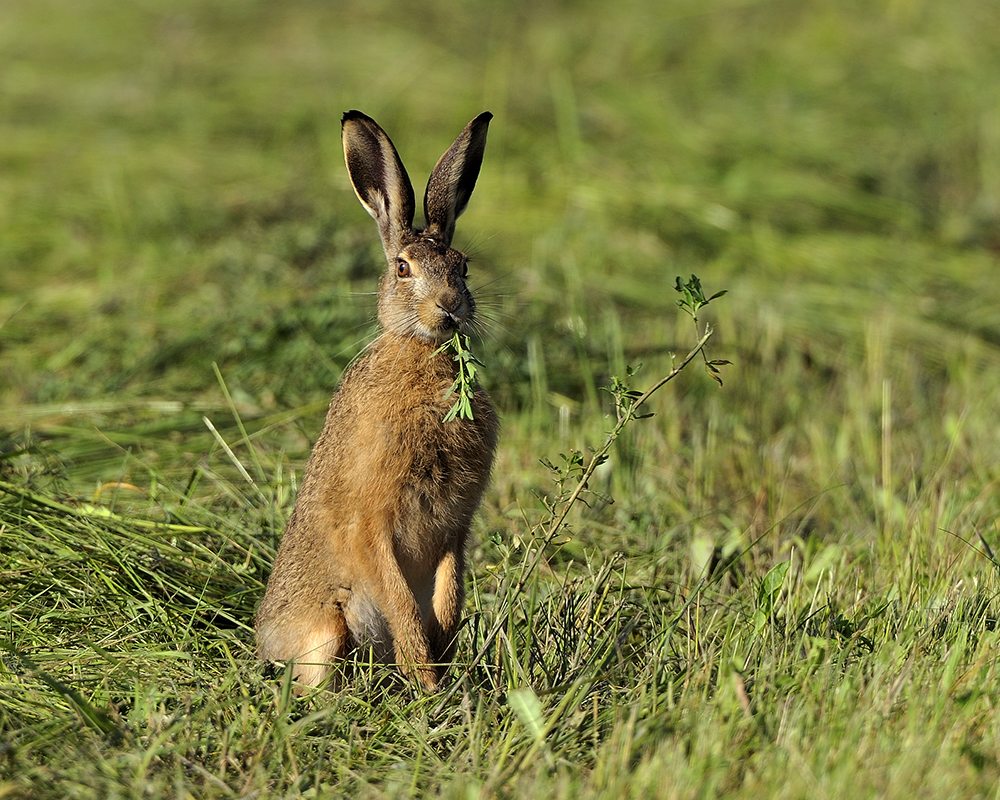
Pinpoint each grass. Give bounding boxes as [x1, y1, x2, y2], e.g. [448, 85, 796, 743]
[3, 0, 1000, 797]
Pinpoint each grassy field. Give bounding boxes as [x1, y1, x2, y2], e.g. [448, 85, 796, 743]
[4, 0, 1000, 797]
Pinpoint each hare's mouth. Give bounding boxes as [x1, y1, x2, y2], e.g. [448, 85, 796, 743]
[379, 293, 472, 343]
[414, 298, 470, 341]
[438, 306, 467, 329]
[419, 313, 467, 343]
[382, 314, 465, 344]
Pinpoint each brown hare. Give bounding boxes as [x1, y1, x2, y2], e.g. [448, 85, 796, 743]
[255, 111, 499, 692]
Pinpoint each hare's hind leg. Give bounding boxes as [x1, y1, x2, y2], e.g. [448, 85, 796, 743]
[258, 594, 351, 692]
[427, 548, 465, 677]
[289, 602, 351, 690]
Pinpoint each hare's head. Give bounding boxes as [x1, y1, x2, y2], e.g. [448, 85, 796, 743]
[342, 110, 492, 344]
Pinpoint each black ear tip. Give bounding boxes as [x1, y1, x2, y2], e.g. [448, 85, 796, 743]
[342, 110, 371, 127]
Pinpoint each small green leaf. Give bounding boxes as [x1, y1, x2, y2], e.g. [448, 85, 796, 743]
[757, 560, 790, 613]
[509, 687, 547, 742]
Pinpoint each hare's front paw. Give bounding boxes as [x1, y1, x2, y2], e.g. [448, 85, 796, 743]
[396, 654, 440, 691]
[415, 666, 440, 692]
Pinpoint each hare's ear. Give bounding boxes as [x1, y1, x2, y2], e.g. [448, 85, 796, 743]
[342, 111, 416, 258]
[423, 112, 492, 246]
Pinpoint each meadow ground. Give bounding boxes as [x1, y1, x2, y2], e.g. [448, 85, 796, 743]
[3, 1, 1000, 797]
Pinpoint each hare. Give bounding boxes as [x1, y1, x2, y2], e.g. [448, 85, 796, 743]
[255, 110, 499, 692]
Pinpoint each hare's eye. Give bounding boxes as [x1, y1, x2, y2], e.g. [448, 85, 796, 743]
[461, 261, 469, 278]
[396, 260, 411, 278]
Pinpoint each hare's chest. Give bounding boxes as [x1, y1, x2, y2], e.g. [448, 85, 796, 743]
[385, 409, 491, 536]
[403, 421, 479, 511]
[413, 403, 495, 486]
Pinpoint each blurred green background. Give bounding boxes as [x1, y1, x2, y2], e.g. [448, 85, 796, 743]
[4, 0, 999, 412]
[4, 0, 1000, 555]
[3, 0, 1000, 561]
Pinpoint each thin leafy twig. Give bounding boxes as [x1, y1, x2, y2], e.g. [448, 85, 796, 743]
[434, 332, 484, 421]
[438, 275, 728, 710]
[540, 326, 714, 544]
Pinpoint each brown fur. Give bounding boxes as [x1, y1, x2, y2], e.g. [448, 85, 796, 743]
[255, 111, 498, 691]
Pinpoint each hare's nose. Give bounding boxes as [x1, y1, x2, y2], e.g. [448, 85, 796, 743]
[437, 295, 468, 323]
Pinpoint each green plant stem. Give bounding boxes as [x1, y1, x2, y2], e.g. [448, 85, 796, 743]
[438, 325, 715, 710]
[540, 326, 714, 543]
